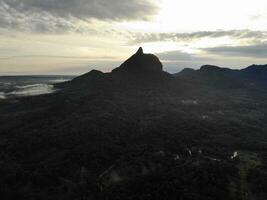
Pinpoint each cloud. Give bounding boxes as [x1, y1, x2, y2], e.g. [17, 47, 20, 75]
[250, 13, 267, 21]
[0, 54, 117, 60]
[0, 0, 158, 33]
[0, 2, 91, 33]
[202, 44, 267, 58]
[132, 30, 267, 44]
[154, 49, 267, 73]
[155, 50, 217, 72]
[2, 0, 158, 21]
[156, 50, 196, 61]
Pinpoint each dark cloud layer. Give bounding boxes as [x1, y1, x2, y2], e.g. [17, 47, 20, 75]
[2, 0, 158, 21]
[132, 30, 267, 44]
[0, 0, 158, 33]
[0, 6, 81, 33]
[203, 44, 267, 58]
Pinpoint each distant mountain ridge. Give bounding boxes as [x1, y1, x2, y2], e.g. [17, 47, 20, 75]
[176, 64, 267, 88]
[59, 47, 267, 90]
[178, 64, 267, 75]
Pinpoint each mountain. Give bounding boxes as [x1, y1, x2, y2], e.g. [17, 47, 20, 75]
[240, 64, 267, 85]
[1, 48, 267, 200]
[59, 47, 171, 89]
[61, 48, 267, 90]
[177, 68, 196, 76]
[176, 64, 267, 89]
[241, 64, 267, 75]
[112, 47, 163, 74]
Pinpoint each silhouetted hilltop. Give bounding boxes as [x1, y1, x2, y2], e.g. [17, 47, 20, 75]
[240, 64, 267, 84]
[200, 65, 235, 73]
[176, 64, 267, 88]
[242, 64, 267, 73]
[112, 47, 163, 75]
[176, 68, 195, 76]
[59, 47, 170, 89]
[72, 70, 105, 82]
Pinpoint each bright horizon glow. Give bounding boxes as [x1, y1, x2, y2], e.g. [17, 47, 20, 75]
[121, 0, 267, 32]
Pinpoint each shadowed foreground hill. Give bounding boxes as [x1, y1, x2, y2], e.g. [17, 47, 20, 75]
[0, 48, 267, 200]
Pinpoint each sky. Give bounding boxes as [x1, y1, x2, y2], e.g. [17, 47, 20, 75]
[1, 0, 267, 75]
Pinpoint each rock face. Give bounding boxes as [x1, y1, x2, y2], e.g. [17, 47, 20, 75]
[112, 47, 163, 75]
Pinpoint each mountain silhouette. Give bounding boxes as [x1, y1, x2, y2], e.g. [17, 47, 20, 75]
[240, 64, 267, 85]
[112, 47, 163, 75]
[59, 47, 170, 89]
[62, 48, 267, 90]
[176, 64, 267, 88]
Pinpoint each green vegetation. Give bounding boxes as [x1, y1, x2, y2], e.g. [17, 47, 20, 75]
[1, 52, 267, 199]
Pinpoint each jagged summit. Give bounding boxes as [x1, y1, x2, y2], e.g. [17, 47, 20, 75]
[136, 47, 143, 54]
[112, 47, 163, 74]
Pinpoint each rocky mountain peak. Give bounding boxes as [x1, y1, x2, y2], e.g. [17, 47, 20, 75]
[112, 47, 163, 74]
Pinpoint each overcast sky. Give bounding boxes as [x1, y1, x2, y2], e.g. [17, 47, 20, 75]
[1, 0, 267, 75]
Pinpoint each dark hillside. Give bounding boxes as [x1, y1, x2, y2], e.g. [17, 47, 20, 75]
[0, 48, 267, 200]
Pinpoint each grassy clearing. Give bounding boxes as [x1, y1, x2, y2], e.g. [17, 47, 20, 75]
[237, 151, 262, 200]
